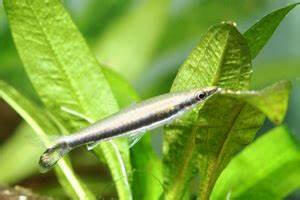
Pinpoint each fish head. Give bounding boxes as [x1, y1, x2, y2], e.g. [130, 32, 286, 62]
[194, 86, 219, 102]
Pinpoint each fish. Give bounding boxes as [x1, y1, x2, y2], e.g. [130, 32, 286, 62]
[39, 87, 219, 172]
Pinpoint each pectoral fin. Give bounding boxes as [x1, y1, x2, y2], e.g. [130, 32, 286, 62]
[128, 132, 146, 148]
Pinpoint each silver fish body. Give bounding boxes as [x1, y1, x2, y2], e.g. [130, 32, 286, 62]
[39, 87, 218, 172]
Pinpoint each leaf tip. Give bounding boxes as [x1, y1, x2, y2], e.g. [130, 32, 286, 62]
[221, 21, 237, 27]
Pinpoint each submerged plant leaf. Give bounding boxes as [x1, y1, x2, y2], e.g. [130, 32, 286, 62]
[219, 80, 291, 125]
[212, 126, 300, 200]
[163, 23, 290, 200]
[3, 0, 131, 199]
[94, 0, 170, 81]
[102, 67, 163, 200]
[0, 80, 95, 200]
[244, 3, 300, 58]
[163, 22, 252, 200]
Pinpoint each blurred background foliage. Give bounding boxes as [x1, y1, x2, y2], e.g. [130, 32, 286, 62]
[0, 0, 299, 199]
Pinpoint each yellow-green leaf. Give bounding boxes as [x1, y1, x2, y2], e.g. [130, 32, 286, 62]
[3, 0, 132, 199]
[244, 3, 300, 58]
[212, 126, 300, 200]
[163, 23, 290, 200]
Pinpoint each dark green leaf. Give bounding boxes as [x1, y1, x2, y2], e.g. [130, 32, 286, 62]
[244, 3, 300, 58]
[212, 126, 300, 200]
[3, 0, 132, 198]
[0, 80, 95, 200]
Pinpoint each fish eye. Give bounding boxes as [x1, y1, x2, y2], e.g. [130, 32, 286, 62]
[197, 92, 207, 100]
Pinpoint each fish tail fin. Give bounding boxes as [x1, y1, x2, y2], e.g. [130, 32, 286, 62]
[39, 141, 71, 173]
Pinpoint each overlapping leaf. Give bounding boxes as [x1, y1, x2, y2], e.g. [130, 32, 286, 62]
[0, 80, 95, 200]
[163, 23, 290, 200]
[3, 0, 131, 199]
[212, 126, 300, 200]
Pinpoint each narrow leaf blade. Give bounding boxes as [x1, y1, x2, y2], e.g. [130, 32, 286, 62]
[0, 80, 96, 200]
[244, 3, 300, 58]
[212, 126, 300, 200]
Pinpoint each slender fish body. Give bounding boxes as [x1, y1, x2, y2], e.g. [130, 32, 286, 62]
[39, 87, 218, 172]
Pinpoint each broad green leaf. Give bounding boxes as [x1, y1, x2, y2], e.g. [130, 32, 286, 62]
[94, 0, 170, 81]
[102, 67, 163, 200]
[195, 83, 291, 200]
[220, 80, 291, 125]
[163, 23, 252, 200]
[3, 0, 132, 199]
[163, 23, 290, 200]
[0, 123, 40, 184]
[244, 3, 300, 58]
[211, 126, 300, 200]
[0, 80, 95, 200]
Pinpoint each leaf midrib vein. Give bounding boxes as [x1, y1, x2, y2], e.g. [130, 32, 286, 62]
[26, 1, 88, 116]
[204, 103, 245, 198]
[168, 27, 232, 198]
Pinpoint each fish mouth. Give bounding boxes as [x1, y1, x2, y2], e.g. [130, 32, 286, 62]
[205, 87, 219, 96]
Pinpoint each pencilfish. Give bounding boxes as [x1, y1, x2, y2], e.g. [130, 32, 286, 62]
[39, 87, 218, 172]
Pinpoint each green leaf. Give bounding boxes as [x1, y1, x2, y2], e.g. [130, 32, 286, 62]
[102, 67, 163, 200]
[0, 80, 96, 200]
[211, 126, 300, 200]
[3, 0, 132, 199]
[0, 123, 40, 184]
[102, 67, 140, 108]
[163, 23, 290, 200]
[163, 22, 252, 200]
[244, 3, 300, 58]
[220, 80, 292, 125]
[94, 0, 170, 81]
